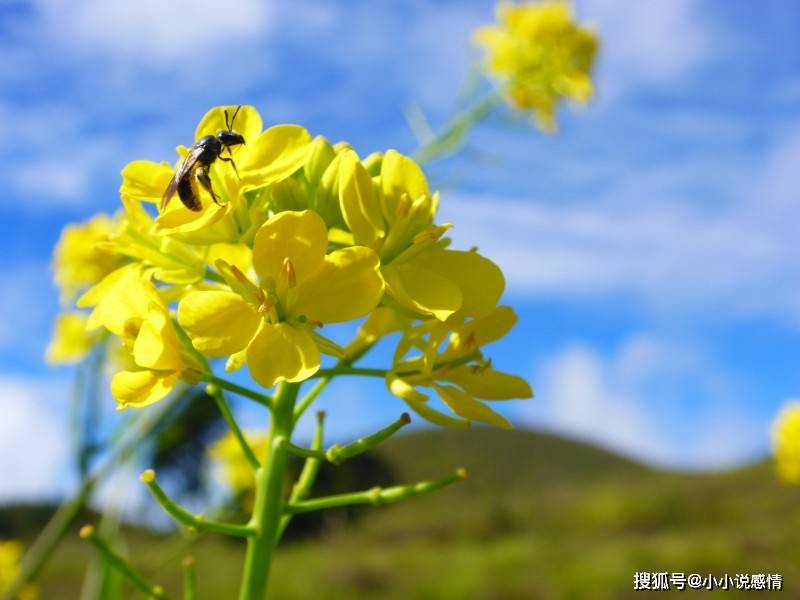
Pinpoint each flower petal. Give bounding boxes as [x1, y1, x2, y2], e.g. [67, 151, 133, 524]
[178, 291, 260, 357]
[290, 247, 383, 324]
[252, 210, 327, 284]
[423, 249, 505, 318]
[442, 366, 533, 400]
[338, 149, 385, 246]
[240, 125, 312, 188]
[246, 323, 320, 388]
[386, 375, 470, 428]
[120, 160, 174, 204]
[380, 150, 429, 225]
[82, 268, 162, 336]
[111, 369, 179, 408]
[133, 303, 184, 371]
[382, 262, 462, 321]
[194, 105, 263, 144]
[45, 313, 95, 365]
[448, 306, 517, 356]
[433, 384, 512, 429]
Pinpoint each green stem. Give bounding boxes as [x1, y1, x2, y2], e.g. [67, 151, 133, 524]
[182, 557, 197, 600]
[277, 411, 326, 540]
[313, 366, 387, 378]
[285, 412, 410, 465]
[208, 375, 273, 408]
[79, 525, 171, 600]
[286, 468, 467, 514]
[141, 470, 255, 538]
[207, 384, 260, 469]
[292, 376, 330, 423]
[414, 89, 505, 164]
[313, 352, 481, 381]
[238, 382, 299, 600]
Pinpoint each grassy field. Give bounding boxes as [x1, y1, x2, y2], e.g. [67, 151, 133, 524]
[12, 427, 800, 599]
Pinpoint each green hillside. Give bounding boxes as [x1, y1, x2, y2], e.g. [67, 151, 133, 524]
[13, 428, 800, 599]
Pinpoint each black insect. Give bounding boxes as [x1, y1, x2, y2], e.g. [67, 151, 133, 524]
[161, 105, 246, 212]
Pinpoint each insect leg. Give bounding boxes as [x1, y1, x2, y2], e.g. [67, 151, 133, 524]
[218, 155, 240, 179]
[195, 167, 223, 206]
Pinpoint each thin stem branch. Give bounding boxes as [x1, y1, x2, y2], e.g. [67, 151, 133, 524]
[182, 557, 196, 600]
[293, 376, 330, 423]
[285, 412, 411, 465]
[141, 470, 255, 538]
[286, 468, 467, 514]
[207, 384, 260, 469]
[208, 375, 273, 408]
[79, 525, 171, 600]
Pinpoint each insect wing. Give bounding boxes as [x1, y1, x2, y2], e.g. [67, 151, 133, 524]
[160, 144, 205, 211]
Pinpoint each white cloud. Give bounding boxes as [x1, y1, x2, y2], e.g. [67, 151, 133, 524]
[524, 335, 766, 468]
[0, 376, 71, 501]
[35, 0, 273, 65]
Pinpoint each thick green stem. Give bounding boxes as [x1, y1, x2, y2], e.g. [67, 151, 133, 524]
[238, 382, 299, 600]
[182, 557, 197, 600]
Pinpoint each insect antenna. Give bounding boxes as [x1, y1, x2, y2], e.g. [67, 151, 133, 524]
[229, 105, 242, 130]
[224, 108, 231, 130]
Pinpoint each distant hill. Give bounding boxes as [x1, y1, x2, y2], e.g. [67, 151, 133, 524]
[7, 427, 800, 599]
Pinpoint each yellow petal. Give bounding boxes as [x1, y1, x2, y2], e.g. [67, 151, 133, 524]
[381, 262, 462, 321]
[252, 210, 327, 284]
[386, 375, 470, 428]
[290, 246, 383, 324]
[194, 105, 263, 144]
[240, 125, 312, 188]
[380, 150, 429, 225]
[120, 160, 174, 204]
[449, 306, 518, 355]
[442, 366, 533, 400]
[423, 249, 505, 318]
[112, 369, 179, 408]
[45, 313, 95, 365]
[133, 303, 184, 371]
[338, 149, 385, 246]
[433, 384, 512, 429]
[82, 268, 162, 336]
[178, 291, 260, 357]
[246, 323, 320, 388]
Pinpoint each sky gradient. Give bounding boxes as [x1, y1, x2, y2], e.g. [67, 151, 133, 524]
[0, 0, 798, 500]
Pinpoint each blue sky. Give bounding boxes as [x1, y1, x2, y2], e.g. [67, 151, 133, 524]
[0, 0, 798, 500]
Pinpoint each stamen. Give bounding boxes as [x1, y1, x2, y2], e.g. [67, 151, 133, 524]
[282, 257, 297, 288]
[395, 193, 411, 218]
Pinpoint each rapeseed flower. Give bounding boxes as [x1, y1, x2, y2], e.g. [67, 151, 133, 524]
[0, 540, 37, 600]
[773, 401, 800, 484]
[474, 1, 598, 131]
[45, 312, 98, 364]
[178, 210, 383, 388]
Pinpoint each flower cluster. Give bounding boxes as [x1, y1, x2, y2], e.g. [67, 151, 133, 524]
[0, 540, 37, 600]
[49, 105, 531, 427]
[474, 1, 598, 131]
[772, 401, 800, 484]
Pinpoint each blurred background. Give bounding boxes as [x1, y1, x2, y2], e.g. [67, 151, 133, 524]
[1, 0, 799, 598]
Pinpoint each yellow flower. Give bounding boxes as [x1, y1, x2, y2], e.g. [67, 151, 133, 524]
[338, 149, 505, 320]
[474, 1, 598, 131]
[179, 210, 383, 388]
[209, 430, 267, 500]
[386, 306, 532, 428]
[52, 214, 125, 301]
[78, 266, 205, 408]
[773, 401, 800, 484]
[120, 106, 313, 244]
[0, 540, 37, 600]
[45, 312, 99, 365]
